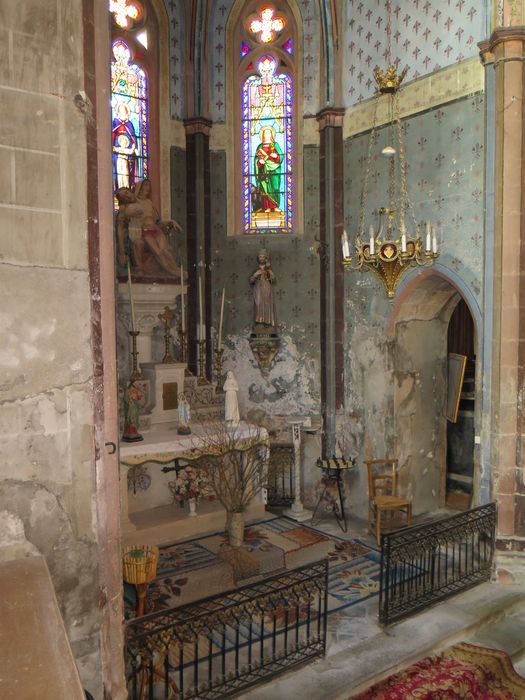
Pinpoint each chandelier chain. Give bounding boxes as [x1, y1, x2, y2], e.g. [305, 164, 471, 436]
[357, 94, 380, 237]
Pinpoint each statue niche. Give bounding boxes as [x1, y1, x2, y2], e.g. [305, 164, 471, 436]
[116, 178, 183, 280]
[249, 248, 281, 375]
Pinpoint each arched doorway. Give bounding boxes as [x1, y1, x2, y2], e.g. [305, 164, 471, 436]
[446, 298, 476, 509]
[387, 270, 481, 515]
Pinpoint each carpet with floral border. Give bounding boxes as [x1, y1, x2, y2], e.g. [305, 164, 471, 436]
[350, 642, 525, 700]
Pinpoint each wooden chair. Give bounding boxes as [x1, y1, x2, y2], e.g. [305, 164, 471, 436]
[366, 458, 412, 544]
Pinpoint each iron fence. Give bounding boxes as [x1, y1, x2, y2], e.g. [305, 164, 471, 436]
[379, 502, 496, 625]
[125, 559, 328, 699]
[267, 443, 295, 506]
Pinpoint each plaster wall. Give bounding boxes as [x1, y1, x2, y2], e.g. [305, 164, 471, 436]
[0, 0, 102, 694]
[343, 93, 485, 519]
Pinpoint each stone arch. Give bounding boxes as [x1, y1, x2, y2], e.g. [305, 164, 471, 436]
[384, 267, 484, 514]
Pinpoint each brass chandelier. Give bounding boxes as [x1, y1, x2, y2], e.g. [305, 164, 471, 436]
[342, 4, 439, 299]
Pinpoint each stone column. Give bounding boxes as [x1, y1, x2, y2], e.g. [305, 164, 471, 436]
[316, 108, 345, 456]
[184, 117, 212, 376]
[481, 23, 525, 573]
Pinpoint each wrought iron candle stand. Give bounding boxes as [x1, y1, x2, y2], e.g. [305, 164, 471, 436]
[215, 346, 224, 393]
[129, 330, 142, 382]
[197, 340, 209, 385]
[311, 457, 356, 533]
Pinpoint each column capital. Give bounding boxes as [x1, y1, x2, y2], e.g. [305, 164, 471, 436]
[488, 26, 525, 53]
[316, 107, 345, 130]
[183, 117, 213, 136]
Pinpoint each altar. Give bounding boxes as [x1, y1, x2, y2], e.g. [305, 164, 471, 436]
[119, 423, 268, 546]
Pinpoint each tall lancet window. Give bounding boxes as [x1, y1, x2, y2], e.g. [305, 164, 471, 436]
[238, 4, 296, 234]
[110, 0, 158, 209]
[111, 39, 148, 197]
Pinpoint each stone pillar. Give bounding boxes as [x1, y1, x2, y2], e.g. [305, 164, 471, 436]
[316, 108, 345, 456]
[481, 25, 525, 570]
[184, 118, 212, 377]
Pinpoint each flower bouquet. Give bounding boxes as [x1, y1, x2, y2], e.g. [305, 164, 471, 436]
[168, 466, 212, 504]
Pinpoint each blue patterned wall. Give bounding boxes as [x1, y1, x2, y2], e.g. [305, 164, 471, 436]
[344, 93, 485, 302]
[343, 0, 488, 106]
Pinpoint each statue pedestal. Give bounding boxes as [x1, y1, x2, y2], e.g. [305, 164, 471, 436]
[140, 363, 187, 430]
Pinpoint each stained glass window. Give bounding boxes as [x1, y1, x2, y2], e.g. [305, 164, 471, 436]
[242, 54, 293, 234]
[282, 38, 293, 54]
[111, 40, 148, 204]
[110, 0, 144, 29]
[248, 7, 285, 43]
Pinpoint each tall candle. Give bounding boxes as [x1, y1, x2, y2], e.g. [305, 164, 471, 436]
[369, 225, 375, 255]
[425, 221, 431, 251]
[199, 272, 205, 340]
[127, 259, 136, 333]
[218, 287, 225, 350]
[432, 226, 437, 254]
[342, 230, 350, 259]
[180, 264, 185, 332]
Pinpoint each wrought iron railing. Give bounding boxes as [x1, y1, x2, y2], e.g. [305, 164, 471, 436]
[125, 559, 328, 699]
[267, 443, 295, 506]
[379, 502, 496, 625]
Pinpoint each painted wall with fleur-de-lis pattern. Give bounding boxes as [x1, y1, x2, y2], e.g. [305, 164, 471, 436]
[200, 146, 322, 417]
[343, 0, 489, 106]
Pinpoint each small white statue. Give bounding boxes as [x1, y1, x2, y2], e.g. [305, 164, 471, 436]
[223, 371, 240, 426]
[177, 392, 191, 435]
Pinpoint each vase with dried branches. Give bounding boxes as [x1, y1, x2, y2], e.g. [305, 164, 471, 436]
[194, 422, 268, 547]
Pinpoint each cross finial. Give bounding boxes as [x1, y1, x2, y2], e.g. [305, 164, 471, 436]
[248, 6, 286, 43]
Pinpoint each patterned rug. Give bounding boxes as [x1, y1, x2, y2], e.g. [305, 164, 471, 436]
[126, 516, 381, 617]
[351, 642, 525, 699]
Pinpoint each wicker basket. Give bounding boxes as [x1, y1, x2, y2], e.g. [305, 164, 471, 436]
[122, 544, 159, 585]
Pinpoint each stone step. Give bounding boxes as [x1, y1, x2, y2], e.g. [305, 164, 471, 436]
[466, 599, 525, 662]
[237, 583, 525, 700]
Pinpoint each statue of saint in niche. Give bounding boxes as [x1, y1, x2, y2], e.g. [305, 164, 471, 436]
[249, 248, 277, 334]
[116, 179, 183, 279]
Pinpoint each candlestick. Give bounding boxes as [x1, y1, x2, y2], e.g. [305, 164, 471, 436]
[178, 328, 193, 376]
[127, 260, 136, 333]
[197, 340, 209, 385]
[180, 263, 185, 333]
[218, 287, 225, 350]
[129, 330, 142, 382]
[158, 306, 176, 364]
[215, 345, 224, 393]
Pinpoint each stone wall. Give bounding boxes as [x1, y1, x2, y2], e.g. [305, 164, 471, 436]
[0, 0, 103, 694]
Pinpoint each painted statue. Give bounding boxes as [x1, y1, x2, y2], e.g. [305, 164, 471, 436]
[177, 393, 191, 435]
[249, 248, 276, 329]
[116, 179, 183, 278]
[254, 126, 282, 212]
[223, 371, 240, 427]
[122, 382, 144, 442]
